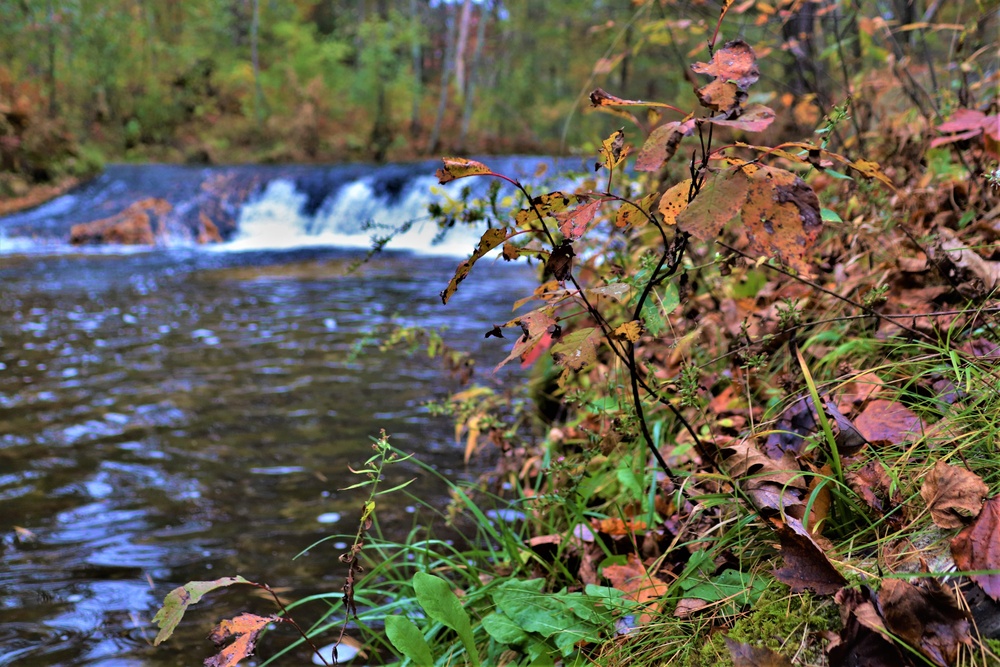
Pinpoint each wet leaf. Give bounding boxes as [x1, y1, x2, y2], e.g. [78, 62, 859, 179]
[675, 169, 751, 241]
[703, 104, 776, 132]
[846, 461, 903, 525]
[545, 242, 576, 281]
[152, 576, 253, 645]
[772, 518, 847, 595]
[829, 587, 911, 667]
[739, 165, 822, 276]
[725, 637, 792, 667]
[205, 613, 278, 667]
[613, 320, 643, 343]
[551, 327, 600, 371]
[440, 227, 508, 304]
[951, 495, 1000, 600]
[658, 179, 692, 226]
[435, 157, 493, 184]
[635, 119, 696, 171]
[558, 199, 601, 240]
[878, 578, 972, 666]
[920, 461, 988, 529]
[691, 40, 759, 113]
[603, 553, 668, 624]
[854, 400, 923, 445]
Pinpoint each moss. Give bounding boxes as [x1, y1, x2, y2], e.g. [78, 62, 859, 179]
[681, 583, 840, 667]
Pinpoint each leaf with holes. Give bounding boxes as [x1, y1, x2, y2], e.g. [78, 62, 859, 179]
[441, 227, 508, 304]
[515, 191, 584, 230]
[205, 613, 278, 667]
[738, 165, 822, 276]
[435, 157, 494, 184]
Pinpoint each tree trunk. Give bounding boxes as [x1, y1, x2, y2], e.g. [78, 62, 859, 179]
[251, 0, 266, 125]
[458, 2, 488, 152]
[454, 0, 473, 101]
[428, 4, 456, 155]
[47, 0, 57, 118]
[409, 0, 423, 138]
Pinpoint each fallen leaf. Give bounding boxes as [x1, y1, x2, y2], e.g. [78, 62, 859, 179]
[920, 461, 988, 529]
[725, 637, 792, 667]
[854, 400, 923, 445]
[939, 230, 1000, 289]
[206, 613, 279, 667]
[877, 578, 972, 666]
[603, 553, 669, 624]
[846, 461, 903, 526]
[772, 517, 847, 595]
[436, 157, 493, 184]
[592, 517, 648, 535]
[829, 587, 912, 667]
[951, 495, 1000, 600]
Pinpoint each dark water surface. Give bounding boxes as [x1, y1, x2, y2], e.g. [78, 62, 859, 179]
[0, 247, 534, 665]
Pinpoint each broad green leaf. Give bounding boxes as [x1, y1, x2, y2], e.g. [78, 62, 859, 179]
[482, 612, 530, 646]
[413, 572, 480, 667]
[680, 569, 767, 613]
[152, 576, 253, 645]
[440, 227, 509, 304]
[385, 615, 435, 665]
[820, 207, 843, 223]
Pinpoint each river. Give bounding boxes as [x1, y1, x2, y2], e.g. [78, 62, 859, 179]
[0, 158, 555, 665]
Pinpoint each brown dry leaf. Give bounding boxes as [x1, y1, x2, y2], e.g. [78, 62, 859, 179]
[658, 179, 692, 226]
[440, 227, 508, 304]
[703, 104, 776, 132]
[772, 518, 847, 595]
[951, 495, 1000, 600]
[739, 165, 822, 276]
[545, 242, 575, 281]
[557, 200, 601, 240]
[854, 400, 923, 445]
[829, 587, 911, 666]
[846, 461, 903, 525]
[674, 597, 710, 618]
[435, 157, 493, 184]
[635, 119, 697, 171]
[691, 40, 760, 113]
[676, 168, 751, 241]
[724, 637, 792, 667]
[939, 230, 1000, 289]
[206, 613, 278, 667]
[592, 517, 648, 535]
[720, 439, 806, 488]
[603, 553, 669, 624]
[878, 578, 972, 667]
[920, 461, 988, 529]
[836, 371, 884, 414]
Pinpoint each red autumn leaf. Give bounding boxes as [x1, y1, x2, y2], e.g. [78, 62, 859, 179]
[557, 200, 601, 240]
[691, 40, 760, 114]
[920, 461, 988, 529]
[205, 613, 278, 667]
[853, 400, 923, 445]
[951, 495, 1000, 600]
[772, 517, 846, 595]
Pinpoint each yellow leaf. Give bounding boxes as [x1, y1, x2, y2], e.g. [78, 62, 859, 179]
[435, 157, 493, 184]
[657, 179, 692, 226]
[613, 320, 643, 343]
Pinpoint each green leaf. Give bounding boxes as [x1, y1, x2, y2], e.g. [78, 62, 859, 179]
[482, 612, 530, 646]
[151, 576, 253, 645]
[413, 572, 480, 667]
[385, 615, 435, 665]
[820, 207, 843, 223]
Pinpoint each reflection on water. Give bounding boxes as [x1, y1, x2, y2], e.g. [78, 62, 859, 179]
[0, 248, 533, 665]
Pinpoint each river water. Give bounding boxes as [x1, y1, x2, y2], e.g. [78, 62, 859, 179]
[0, 159, 552, 665]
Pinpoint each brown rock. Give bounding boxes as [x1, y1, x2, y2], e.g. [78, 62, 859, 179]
[70, 198, 172, 245]
[197, 213, 223, 244]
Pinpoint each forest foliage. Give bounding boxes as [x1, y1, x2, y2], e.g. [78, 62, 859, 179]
[142, 0, 1000, 665]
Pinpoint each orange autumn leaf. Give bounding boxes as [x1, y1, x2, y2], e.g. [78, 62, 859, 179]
[603, 554, 668, 624]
